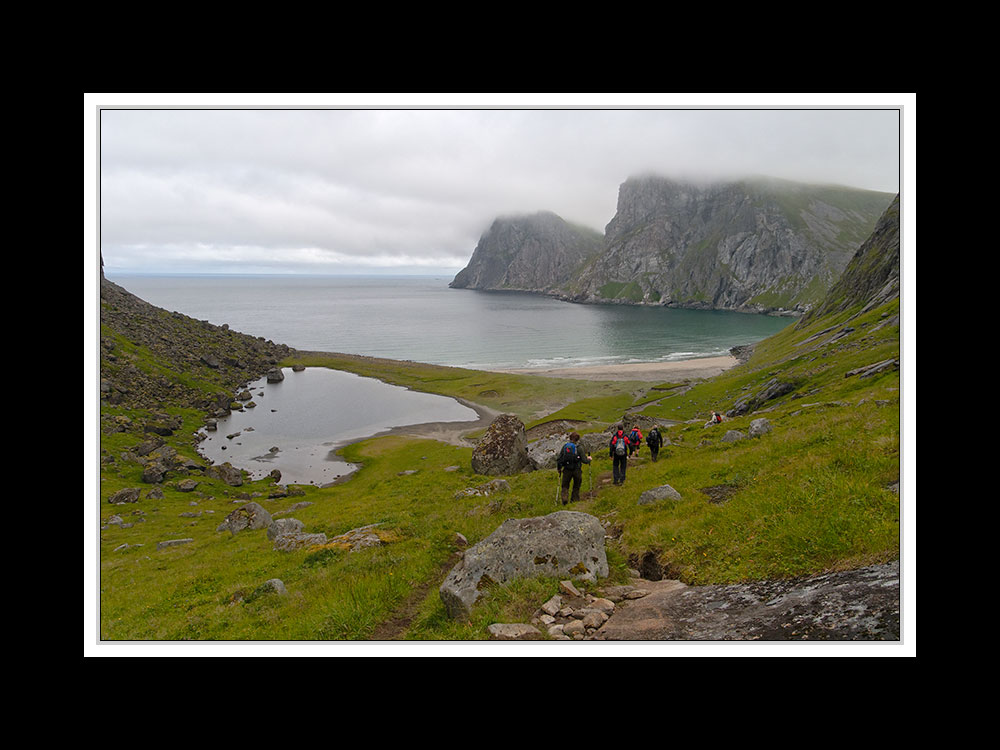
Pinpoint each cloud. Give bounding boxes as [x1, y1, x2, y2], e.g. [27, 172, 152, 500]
[96, 102, 902, 275]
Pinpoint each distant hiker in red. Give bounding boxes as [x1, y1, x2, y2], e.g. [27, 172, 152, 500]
[705, 411, 723, 427]
[627, 425, 643, 456]
[609, 427, 632, 486]
[556, 432, 591, 504]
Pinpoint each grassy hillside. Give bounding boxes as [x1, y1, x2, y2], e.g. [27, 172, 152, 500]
[96, 300, 899, 642]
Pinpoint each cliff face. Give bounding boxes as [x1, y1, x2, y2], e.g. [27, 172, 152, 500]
[566, 176, 896, 313]
[798, 193, 900, 324]
[450, 211, 603, 293]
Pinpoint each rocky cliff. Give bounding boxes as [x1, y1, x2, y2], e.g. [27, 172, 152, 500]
[798, 193, 901, 324]
[565, 175, 896, 313]
[449, 211, 603, 293]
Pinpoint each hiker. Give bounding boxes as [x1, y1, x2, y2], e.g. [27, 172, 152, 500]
[609, 427, 632, 486]
[646, 425, 664, 461]
[628, 425, 643, 456]
[705, 411, 723, 427]
[556, 432, 592, 505]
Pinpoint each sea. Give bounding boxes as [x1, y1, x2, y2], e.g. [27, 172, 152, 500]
[108, 274, 792, 371]
[106, 274, 793, 486]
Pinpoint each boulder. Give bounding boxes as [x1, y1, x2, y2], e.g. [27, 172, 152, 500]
[218, 502, 272, 535]
[749, 418, 772, 438]
[721, 430, 746, 443]
[470, 414, 532, 476]
[439, 510, 608, 621]
[142, 462, 168, 483]
[527, 435, 568, 470]
[205, 462, 244, 486]
[638, 484, 682, 506]
[108, 487, 141, 505]
[266, 368, 285, 383]
[578, 431, 613, 455]
[727, 378, 796, 417]
[266, 517, 305, 540]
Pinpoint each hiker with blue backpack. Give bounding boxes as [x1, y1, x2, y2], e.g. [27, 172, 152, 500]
[556, 432, 592, 505]
[610, 427, 633, 486]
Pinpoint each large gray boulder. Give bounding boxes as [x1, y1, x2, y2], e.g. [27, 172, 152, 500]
[527, 435, 569, 470]
[205, 461, 245, 487]
[471, 414, 532, 476]
[439, 510, 609, 621]
[218, 502, 272, 535]
[638, 484, 682, 506]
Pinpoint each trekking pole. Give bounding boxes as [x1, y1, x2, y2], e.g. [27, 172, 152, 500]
[555, 471, 561, 505]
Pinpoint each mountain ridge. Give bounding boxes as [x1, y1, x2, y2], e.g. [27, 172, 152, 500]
[452, 174, 896, 315]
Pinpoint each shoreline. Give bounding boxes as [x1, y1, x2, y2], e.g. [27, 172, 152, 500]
[490, 354, 740, 382]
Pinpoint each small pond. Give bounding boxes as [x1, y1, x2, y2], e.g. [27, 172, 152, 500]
[197, 367, 480, 486]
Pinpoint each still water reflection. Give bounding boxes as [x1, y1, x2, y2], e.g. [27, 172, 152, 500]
[197, 367, 478, 486]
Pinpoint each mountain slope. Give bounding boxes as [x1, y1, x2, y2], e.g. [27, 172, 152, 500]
[99, 270, 294, 411]
[567, 175, 895, 312]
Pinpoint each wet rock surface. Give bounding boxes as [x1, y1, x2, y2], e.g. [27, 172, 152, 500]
[591, 561, 900, 641]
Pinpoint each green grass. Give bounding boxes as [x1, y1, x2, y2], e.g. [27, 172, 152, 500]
[97, 296, 901, 641]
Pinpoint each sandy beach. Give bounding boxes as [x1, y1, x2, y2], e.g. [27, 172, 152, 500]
[494, 355, 740, 382]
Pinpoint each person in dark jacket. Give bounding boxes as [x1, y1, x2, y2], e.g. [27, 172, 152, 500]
[609, 427, 632, 485]
[646, 425, 664, 461]
[556, 432, 592, 504]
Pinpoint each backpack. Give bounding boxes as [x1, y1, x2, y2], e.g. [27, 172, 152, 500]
[614, 435, 627, 456]
[646, 429, 658, 446]
[557, 441, 577, 469]
[629, 429, 640, 444]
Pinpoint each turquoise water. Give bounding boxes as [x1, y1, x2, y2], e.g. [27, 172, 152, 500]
[109, 274, 793, 370]
[197, 367, 479, 486]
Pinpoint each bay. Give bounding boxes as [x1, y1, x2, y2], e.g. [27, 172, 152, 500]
[108, 274, 793, 370]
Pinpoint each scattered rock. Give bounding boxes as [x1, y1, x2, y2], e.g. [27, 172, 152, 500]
[487, 623, 543, 641]
[749, 418, 772, 437]
[157, 538, 194, 550]
[205, 462, 244, 487]
[256, 578, 287, 597]
[721, 430, 746, 443]
[454, 478, 511, 498]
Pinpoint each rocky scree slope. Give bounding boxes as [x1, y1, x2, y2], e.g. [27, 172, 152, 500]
[99, 271, 294, 412]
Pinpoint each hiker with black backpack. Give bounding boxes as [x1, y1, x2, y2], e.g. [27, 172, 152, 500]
[646, 425, 664, 462]
[610, 427, 633, 486]
[556, 432, 592, 505]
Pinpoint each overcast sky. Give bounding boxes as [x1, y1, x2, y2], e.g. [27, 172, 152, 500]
[92, 95, 906, 276]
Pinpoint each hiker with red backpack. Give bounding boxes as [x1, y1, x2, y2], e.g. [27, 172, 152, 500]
[609, 427, 633, 486]
[556, 432, 592, 505]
